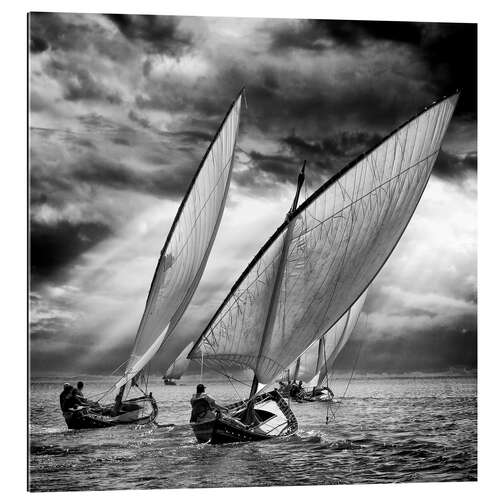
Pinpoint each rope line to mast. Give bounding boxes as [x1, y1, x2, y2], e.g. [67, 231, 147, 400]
[327, 318, 366, 424]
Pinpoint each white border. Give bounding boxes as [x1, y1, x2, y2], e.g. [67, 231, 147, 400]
[3, 1, 496, 499]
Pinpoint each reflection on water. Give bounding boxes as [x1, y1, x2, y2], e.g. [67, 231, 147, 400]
[29, 376, 477, 491]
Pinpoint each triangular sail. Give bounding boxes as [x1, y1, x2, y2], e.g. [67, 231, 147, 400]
[189, 93, 458, 385]
[164, 342, 193, 380]
[114, 91, 243, 389]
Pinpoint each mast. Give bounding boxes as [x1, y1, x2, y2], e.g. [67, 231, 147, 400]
[292, 357, 301, 381]
[249, 161, 306, 398]
[315, 337, 324, 375]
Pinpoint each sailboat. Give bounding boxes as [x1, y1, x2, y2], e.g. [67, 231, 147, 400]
[162, 342, 193, 385]
[62, 89, 244, 429]
[282, 291, 367, 402]
[187, 92, 459, 444]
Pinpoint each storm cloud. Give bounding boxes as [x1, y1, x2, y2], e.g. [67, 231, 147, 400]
[29, 13, 476, 375]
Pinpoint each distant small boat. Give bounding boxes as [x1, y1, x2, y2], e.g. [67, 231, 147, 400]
[188, 92, 459, 444]
[61, 90, 243, 429]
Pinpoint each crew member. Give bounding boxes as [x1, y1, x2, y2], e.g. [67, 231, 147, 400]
[59, 383, 72, 411]
[190, 384, 226, 423]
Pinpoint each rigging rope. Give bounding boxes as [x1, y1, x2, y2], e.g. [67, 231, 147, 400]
[326, 318, 366, 424]
[321, 336, 333, 424]
[200, 346, 204, 383]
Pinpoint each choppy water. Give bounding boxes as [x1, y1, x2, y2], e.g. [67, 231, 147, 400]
[29, 375, 477, 491]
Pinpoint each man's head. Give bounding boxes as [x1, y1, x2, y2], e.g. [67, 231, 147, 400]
[196, 383, 206, 394]
[77, 381, 84, 390]
[63, 383, 71, 392]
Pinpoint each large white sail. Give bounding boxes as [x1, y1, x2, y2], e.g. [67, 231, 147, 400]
[114, 91, 243, 389]
[164, 342, 193, 380]
[292, 291, 367, 384]
[189, 93, 458, 385]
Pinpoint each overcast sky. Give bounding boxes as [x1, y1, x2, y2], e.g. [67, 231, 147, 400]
[29, 13, 476, 376]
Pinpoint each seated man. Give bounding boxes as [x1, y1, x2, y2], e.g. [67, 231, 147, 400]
[75, 381, 84, 398]
[73, 381, 99, 408]
[289, 381, 299, 398]
[190, 384, 226, 423]
[62, 388, 81, 412]
[59, 383, 72, 411]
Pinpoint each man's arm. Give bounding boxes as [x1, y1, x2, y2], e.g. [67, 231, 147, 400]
[206, 395, 227, 412]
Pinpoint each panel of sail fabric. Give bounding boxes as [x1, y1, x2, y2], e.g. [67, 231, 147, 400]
[195, 95, 457, 384]
[317, 290, 367, 385]
[200, 232, 286, 374]
[126, 97, 242, 376]
[295, 291, 366, 384]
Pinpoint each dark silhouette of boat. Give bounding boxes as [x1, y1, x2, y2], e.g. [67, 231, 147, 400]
[63, 395, 158, 430]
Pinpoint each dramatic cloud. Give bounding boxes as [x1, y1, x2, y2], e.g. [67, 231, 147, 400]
[105, 14, 193, 56]
[434, 150, 477, 181]
[29, 13, 476, 375]
[30, 220, 112, 281]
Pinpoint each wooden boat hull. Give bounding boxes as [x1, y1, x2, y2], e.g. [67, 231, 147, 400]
[296, 388, 334, 403]
[191, 390, 297, 444]
[63, 396, 158, 430]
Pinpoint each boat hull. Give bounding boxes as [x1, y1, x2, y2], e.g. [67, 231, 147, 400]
[279, 386, 334, 403]
[297, 388, 334, 403]
[190, 390, 297, 444]
[63, 396, 158, 430]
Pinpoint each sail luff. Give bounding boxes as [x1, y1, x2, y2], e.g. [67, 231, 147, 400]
[162, 108, 241, 339]
[160, 87, 245, 256]
[135, 89, 245, 346]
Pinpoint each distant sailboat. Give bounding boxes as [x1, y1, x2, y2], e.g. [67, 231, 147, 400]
[162, 342, 193, 385]
[188, 92, 459, 444]
[62, 89, 244, 429]
[280, 291, 367, 402]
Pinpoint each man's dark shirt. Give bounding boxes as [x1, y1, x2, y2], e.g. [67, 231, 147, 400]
[59, 390, 69, 411]
[61, 393, 76, 412]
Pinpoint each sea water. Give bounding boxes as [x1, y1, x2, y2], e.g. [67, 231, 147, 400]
[29, 375, 477, 491]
